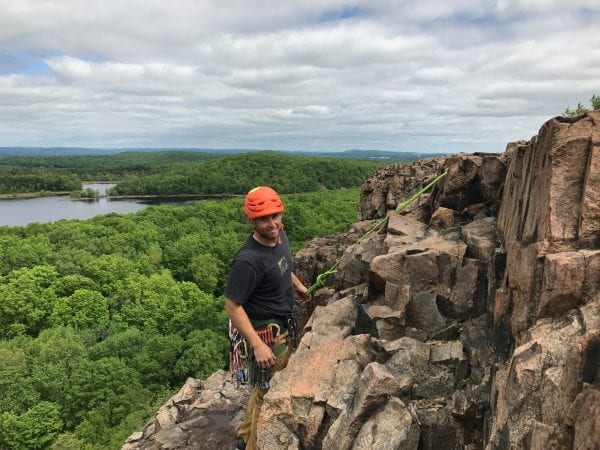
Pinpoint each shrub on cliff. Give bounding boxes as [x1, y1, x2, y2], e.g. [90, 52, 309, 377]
[563, 93, 600, 117]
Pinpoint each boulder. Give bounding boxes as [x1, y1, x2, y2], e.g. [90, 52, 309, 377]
[580, 294, 600, 331]
[563, 331, 600, 403]
[257, 335, 374, 449]
[582, 249, 600, 296]
[415, 403, 469, 449]
[441, 258, 487, 319]
[385, 337, 457, 399]
[435, 154, 484, 211]
[122, 371, 250, 450]
[351, 397, 420, 450]
[335, 234, 385, 290]
[538, 252, 585, 318]
[568, 386, 600, 450]
[461, 218, 497, 261]
[358, 304, 406, 340]
[505, 241, 546, 338]
[322, 363, 413, 449]
[387, 211, 428, 237]
[429, 207, 455, 230]
[405, 291, 450, 336]
[370, 243, 466, 297]
[359, 158, 443, 220]
[299, 296, 357, 351]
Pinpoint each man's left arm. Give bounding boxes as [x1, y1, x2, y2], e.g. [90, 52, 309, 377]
[291, 272, 311, 303]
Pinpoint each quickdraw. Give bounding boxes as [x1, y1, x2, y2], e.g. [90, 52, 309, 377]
[249, 323, 280, 389]
[286, 315, 299, 353]
[229, 320, 249, 386]
[229, 320, 284, 389]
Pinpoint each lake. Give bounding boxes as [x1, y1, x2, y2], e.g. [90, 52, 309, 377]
[0, 183, 198, 227]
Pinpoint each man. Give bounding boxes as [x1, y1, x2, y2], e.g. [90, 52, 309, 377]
[225, 186, 310, 450]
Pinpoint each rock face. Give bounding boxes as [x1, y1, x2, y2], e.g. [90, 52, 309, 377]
[487, 111, 600, 449]
[124, 112, 600, 449]
[122, 372, 250, 450]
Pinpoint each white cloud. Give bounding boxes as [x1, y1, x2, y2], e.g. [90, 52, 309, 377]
[0, 0, 599, 151]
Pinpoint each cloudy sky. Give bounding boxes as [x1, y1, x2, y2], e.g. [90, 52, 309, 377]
[1, 1, 599, 153]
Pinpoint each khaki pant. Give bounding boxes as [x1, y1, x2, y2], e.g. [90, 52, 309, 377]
[237, 331, 290, 450]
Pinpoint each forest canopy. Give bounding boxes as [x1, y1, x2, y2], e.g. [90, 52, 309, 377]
[108, 152, 385, 196]
[0, 187, 363, 449]
[0, 151, 220, 181]
[0, 151, 385, 196]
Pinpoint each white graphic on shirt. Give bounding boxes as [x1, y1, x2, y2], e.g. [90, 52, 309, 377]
[277, 256, 289, 275]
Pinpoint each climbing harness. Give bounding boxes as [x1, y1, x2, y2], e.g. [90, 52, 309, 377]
[229, 320, 289, 389]
[304, 171, 448, 296]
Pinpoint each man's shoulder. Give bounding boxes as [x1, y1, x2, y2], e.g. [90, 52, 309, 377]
[279, 230, 292, 254]
[234, 237, 262, 263]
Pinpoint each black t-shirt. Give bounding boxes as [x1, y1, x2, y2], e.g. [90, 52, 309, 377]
[224, 230, 294, 320]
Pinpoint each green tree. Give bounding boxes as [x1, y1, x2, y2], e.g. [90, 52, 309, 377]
[28, 327, 87, 409]
[0, 265, 58, 337]
[174, 329, 229, 380]
[114, 270, 187, 333]
[0, 401, 63, 450]
[132, 333, 185, 386]
[167, 285, 227, 337]
[0, 235, 54, 275]
[163, 230, 211, 281]
[52, 248, 95, 277]
[0, 344, 40, 415]
[564, 102, 588, 117]
[51, 432, 93, 450]
[51, 289, 109, 330]
[64, 357, 149, 429]
[189, 252, 220, 293]
[82, 254, 138, 301]
[87, 327, 145, 362]
[52, 274, 97, 297]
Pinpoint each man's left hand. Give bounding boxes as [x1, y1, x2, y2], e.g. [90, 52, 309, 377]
[295, 290, 312, 305]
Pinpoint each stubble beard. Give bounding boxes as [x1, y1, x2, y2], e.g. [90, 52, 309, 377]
[254, 225, 279, 245]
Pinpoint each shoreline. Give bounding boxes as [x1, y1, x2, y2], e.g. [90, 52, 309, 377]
[0, 191, 243, 200]
[105, 193, 242, 200]
[0, 191, 70, 199]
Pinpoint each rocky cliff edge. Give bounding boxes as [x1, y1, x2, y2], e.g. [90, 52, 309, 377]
[124, 111, 600, 450]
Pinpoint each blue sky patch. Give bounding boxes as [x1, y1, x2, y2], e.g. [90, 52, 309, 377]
[0, 52, 53, 75]
[318, 6, 368, 23]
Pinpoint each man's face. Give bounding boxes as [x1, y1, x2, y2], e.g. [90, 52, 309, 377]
[251, 212, 282, 241]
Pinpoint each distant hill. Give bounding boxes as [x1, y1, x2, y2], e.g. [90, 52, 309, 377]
[0, 147, 446, 161]
[280, 149, 446, 161]
[110, 151, 386, 196]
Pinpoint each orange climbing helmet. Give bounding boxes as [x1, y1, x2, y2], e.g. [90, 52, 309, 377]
[244, 186, 284, 219]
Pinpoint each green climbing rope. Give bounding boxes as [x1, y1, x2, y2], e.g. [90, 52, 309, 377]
[304, 171, 448, 296]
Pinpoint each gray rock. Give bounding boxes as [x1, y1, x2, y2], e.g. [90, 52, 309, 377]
[461, 218, 497, 261]
[429, 207, 455, 230]
[352, 397, 420, 450]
